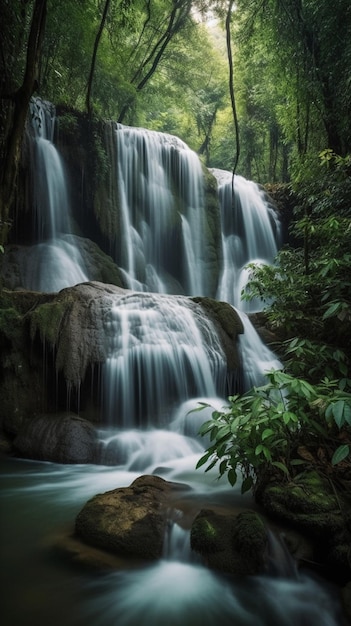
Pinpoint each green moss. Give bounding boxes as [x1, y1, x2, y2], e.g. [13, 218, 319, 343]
[30, 300, 72, 347]
[191, 514, 221, 553]
[232, 512, 267, 554]
[0, 307, 22, 341]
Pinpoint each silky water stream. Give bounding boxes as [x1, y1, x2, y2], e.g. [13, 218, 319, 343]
[1, 112, 347, 625]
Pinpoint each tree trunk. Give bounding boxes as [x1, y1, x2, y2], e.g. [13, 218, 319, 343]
[226, 0, 240, 186]
[86, 0, 111, 116]
[0, 0, 47, 247]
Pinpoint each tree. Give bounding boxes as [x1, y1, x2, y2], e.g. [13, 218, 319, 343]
[86, 0, 112, 116]
[0, 0, 47, 247]
[117, 0, 193, 123]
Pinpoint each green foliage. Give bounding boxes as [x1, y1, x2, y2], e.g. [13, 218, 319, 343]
[194, 370, 351, 492]
[242, 156, 351, 368]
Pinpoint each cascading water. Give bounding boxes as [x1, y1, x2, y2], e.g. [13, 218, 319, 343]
[23, 98, 88, 291]
[102, 291, 227, 428]
[114, 123, 210, 295]
[212, 168, 281, 311]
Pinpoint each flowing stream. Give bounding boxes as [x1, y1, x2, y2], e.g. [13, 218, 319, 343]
[1, 104, 346, 625]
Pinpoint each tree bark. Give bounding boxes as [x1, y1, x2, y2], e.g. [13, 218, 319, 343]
[118, 0, 192, 124]
[0, 0, 47, 247]
[226, 0, 240, 189]
[86, 0, 111, 117]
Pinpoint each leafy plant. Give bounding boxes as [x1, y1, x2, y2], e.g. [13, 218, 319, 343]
[193, 370, 351, 493]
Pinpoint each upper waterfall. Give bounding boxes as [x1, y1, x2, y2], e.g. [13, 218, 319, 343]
[109, 125, 281, 305]
[112, 123, 214, 296]
[23, 98, 89, 292]
[211, 168, 281, 310]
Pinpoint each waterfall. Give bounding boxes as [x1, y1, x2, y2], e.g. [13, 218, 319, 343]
[102, 291, 227, 428]
[97, 125, 283, 433]
[113, 129, 281, 304]
[23, 98, 88, 292]
[114, 123, 210, 296]
[211, 168, 281, 310]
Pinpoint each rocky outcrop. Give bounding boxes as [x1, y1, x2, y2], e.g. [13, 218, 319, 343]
[13, 412, 97, 463]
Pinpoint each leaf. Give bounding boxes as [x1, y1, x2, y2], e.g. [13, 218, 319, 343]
[241, 475, 253, 493]
[205, 457, 219, 473]
[228, 468, 237, 486]
[196, 451, 212, 469]
[272, 461, 289, 475]
[187, 402, 210, 415]
[262, 428, 274, 440]
[283, 411, 297, 425]
[263, 446, 272, 461]
[322, 301, 342, 320]
[331, 444, 350, 466]
[219, 459, 228, 475]
[332, 400, 346, 428]
[297, 446, 315, 463]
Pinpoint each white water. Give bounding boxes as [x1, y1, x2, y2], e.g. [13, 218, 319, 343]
[1, 457, 345, 626]
[24, 98, 88, 291]
[212, 168, 281, 310]
[102, 291, 227, 427]
[114, 124, 209, 295]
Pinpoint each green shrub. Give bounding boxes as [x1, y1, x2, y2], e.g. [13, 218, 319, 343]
[194, 370, 351, 493]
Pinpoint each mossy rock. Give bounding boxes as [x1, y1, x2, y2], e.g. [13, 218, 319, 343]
[257, 471, 351, 581]
[191, 508, 268, 576]
[75, 475, 181, 560]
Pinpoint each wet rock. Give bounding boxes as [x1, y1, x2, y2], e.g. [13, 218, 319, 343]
[75, 475, 185, 560]
[190, 508, 267, 575]
[1, 240, 124, 291]
[256, 471, 351, 583]
[13, 412, 97, 463]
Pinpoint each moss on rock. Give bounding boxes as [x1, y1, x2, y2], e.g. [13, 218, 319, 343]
[191, 508, 268, 576]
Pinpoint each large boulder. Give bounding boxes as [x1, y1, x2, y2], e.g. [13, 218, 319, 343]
[13, 412, 97, 463]
[75, 475, 185, 560]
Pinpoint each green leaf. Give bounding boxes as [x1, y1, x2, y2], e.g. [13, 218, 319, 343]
[322, 301, 342, 320]
[241, 475, 253, 493]
[219, 459, 228, 475]
[188, 402, 210, 415]
[262, 428, 275, 440]
[332, 400, 346, 428]
[196, 451, 212, 469]
[272, 461, 289, 475]
[331, 444, 350, 466]
[283, 411, 297, 425]
[228, 468, 237, 486]
[205, 457, 219, 473]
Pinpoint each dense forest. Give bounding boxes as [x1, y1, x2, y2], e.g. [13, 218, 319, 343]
[1, 1, 350, 466]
